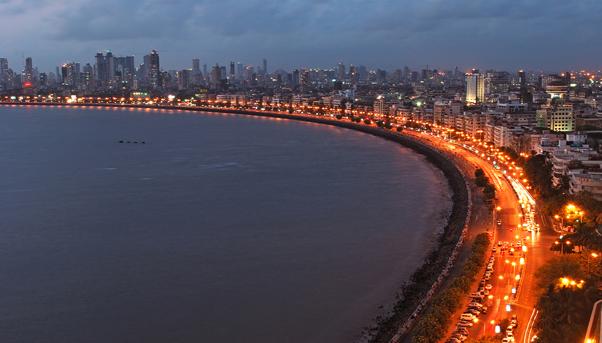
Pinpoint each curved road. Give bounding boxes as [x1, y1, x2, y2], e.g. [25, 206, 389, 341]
[404, 130, 557, 342]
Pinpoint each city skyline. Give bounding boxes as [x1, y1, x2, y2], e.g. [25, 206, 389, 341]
[1, 0, 602, 72]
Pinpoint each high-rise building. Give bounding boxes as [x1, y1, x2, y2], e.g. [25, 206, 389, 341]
[349, 65, 358, 86]
[337, 63, 345, 81]
[229, 61, 235, 80]
[192, 59, 202, 85]
[114, 56, 135, 86]
[236, 62, 243, 80]
[0, 58, 8, 91]
[262, 58, 267, 75]
[82, 63, 94, 91]
[300, 69, 311, 91]
[38, 73, 48, 88]
[144, 50, 161, 89]
[192, 59, 200, 75]
[518, 69, 530, 103]
[61, 62, 80, 89]
[211, 64, 222, 88]
[465, 69, 485, 104]
[23, 57, 34, 87]
[176, 69, 192, 90]
[94, 52, 115, 85]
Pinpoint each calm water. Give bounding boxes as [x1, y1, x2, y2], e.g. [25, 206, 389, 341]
[0, 106, 451, 343]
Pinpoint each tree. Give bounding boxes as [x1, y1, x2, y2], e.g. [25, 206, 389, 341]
[535, 284, 599, 343]
[534, 255, 584, 292]
[483, 184, 496, 200]
[474, 337, 500, 343]
[476, 175, 489, 187]
[532, 254, 602, 342]
[525, 154, 555, 198]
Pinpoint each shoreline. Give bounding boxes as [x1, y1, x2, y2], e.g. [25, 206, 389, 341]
[0, 102, 470, 342]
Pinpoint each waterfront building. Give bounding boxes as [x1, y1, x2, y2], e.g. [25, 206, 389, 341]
[374, 95, 386, 115]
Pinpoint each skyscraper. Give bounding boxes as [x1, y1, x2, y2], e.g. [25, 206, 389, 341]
[144, 50, 161, 90]
[94, 52, 114, 85]
[23, 57, 34, 87]
[210, 64, 222, 88]
[192, 59, 200, 75]
[192, 58, 201, 85]
[262, 58, 267, 75]
[0, 58, 8, 90]
[518, 69, 529, 103]
[229, 61, 235, 80]
[115, 56, 135, 86]
[61, 62, 80, 88]
[236, 62, 243, 80]
[465, 69, 485, 104]
[349, 65, 358, 86]
[337, 62, 345, 82]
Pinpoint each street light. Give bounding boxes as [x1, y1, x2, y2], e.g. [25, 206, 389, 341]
[588, 252, 599, 274]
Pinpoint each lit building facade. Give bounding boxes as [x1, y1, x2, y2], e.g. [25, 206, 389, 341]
[465, 70, 485, 105]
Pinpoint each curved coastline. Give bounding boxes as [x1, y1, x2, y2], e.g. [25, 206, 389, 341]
[0, 102, 470, 342]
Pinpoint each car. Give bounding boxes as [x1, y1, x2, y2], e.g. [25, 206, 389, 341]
[498, 241, 503, 247]
[469, 302, 483, 308]
[457, 321, 473, 328]
[470, 292, 483, 298]
[460, 313, 474, 321]
[480, 306, 488, 314]
[507, 326, 514, 335]
[457, 327, 469, 335]
[468, 309, 480, 316]
[451, 333, 467, 341]
[497, 219, 502, 226]
[492, 247, 497, 252]
[485, 284, 493, 290]
[502, 338, 511, 343]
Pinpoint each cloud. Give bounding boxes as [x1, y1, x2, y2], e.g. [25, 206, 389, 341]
[0, 0, 601, 71]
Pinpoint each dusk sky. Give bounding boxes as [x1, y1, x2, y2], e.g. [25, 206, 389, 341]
[1, 0, 601, 72]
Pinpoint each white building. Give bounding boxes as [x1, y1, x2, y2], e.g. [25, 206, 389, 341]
[466, 70, 486, 105]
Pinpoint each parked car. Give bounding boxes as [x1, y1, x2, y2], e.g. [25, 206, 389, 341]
[460, 313, 474, 321]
